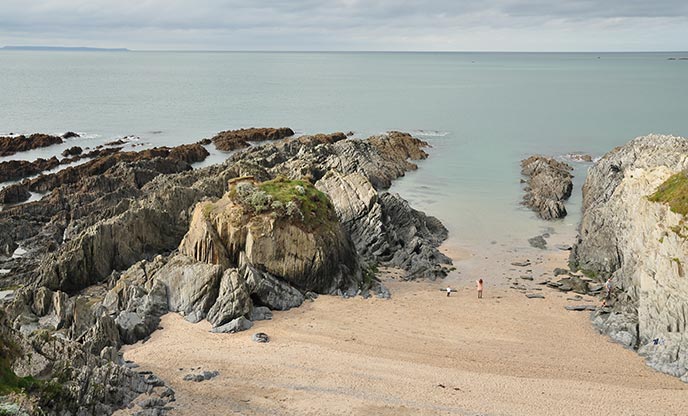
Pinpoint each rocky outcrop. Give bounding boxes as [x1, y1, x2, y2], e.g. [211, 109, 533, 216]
[315, 170, 451, 279]
[0, 133, 63, 157]
[0, 129, 450, 414]
[570, 134, 688, 382]
[0, 157, 61, 183]
[521, 156, 573, 219]
[176, 178, 362, 327]
[212, 127, 295, 151]
[61, 146, 83, 157]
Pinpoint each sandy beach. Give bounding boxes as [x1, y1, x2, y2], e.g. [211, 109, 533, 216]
[119, 242, 688, 416]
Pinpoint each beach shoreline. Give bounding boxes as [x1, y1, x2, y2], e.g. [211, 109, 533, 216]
[118, 242, 688, 416]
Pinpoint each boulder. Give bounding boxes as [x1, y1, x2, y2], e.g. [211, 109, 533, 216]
[210, 316, 253, 333]
[154, 255, 223, 323]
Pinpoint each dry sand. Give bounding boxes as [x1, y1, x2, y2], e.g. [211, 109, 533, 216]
[120, 243, 688, 416]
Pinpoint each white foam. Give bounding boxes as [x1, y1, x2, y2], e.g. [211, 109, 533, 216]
[0, 269, 10, 274]
[412, 130, 449, 137]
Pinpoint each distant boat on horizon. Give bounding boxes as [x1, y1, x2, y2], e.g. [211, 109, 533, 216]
[1, 45, 129, 52]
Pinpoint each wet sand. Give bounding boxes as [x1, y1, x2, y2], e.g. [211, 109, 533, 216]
[120, 243, 688, 416]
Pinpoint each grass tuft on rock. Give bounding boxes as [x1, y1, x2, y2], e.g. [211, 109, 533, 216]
[258, 177, 338, 231]
[648, 171, 688, 216]
[226, 176, 338, 232]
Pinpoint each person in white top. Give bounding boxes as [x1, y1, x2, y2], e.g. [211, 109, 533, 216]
[446, 287, 452, 297]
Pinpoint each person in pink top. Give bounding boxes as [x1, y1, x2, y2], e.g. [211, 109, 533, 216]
[476, 279, 484, 299]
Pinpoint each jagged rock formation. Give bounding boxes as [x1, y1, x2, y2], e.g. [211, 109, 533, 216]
[0, 129, 451, 414]
[570, 134, 688, 382]
[521, 156, 573, 219]
[61, 146, 83, 157]
[0, 133, 63, 157]
[212, 127, 295, 151]
[0, 157, 61, 183]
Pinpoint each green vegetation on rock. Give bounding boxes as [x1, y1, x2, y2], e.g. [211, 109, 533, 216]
[228, 177, 338, 232]
[648, 171, 688, 216]
[0, 332, 29, 396]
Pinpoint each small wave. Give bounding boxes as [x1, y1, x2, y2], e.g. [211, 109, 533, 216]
[412, 129, 449, 137]
[561, 152, 595, 163]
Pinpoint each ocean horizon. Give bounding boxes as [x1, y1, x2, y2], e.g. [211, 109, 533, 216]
[2, 50, 687, 249]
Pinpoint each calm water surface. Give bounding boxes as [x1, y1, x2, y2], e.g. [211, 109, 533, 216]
[1, 51, 687, 250]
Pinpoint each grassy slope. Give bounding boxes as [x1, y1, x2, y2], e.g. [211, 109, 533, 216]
[648, 171, 688, 216]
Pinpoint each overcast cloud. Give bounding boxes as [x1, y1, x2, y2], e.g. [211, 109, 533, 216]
[1, 0, 687, 51]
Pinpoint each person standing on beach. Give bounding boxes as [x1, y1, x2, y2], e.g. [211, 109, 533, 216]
[446, 286, 452, 297]
[476, 279, 483, 299]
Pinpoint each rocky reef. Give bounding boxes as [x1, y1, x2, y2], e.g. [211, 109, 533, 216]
[212, 127, 295, 151]
[521, 156, 573, 219]
[0, 134, 64, 157]
[0, 129, 451, 414]
[570, 134, 688, 382]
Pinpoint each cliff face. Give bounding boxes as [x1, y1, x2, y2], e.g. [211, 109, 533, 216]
[570, 134, 688, 381]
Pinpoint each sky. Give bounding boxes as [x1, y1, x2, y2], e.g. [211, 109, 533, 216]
[1, 1, 687, 51]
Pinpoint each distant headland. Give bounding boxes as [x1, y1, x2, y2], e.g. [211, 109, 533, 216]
[1, 45, 129, 52]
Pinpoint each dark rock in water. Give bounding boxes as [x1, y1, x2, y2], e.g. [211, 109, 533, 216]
[520, 155, 573, 220]
[62, 131, 80, 139]
[0, 157, 60, 183]
[252, 332, 270, 343]
[212, 127, 295, 151]
[0, 133, 63, 157]
[210, 317, 253, 334]
[0, 183, 31, 204]
[106, 138, 128, 146]
[528, 235, 547, 249]
[61, 146, 83, 157]
[525, 293, 545, 299]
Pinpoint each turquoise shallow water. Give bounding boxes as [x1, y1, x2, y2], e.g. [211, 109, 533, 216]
[1, 51, 687, 249]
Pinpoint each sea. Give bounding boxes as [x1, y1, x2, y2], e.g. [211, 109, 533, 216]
[1, 51, 687, 252]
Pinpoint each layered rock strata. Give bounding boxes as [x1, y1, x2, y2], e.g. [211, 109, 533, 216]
[570, 134, 688, 382]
